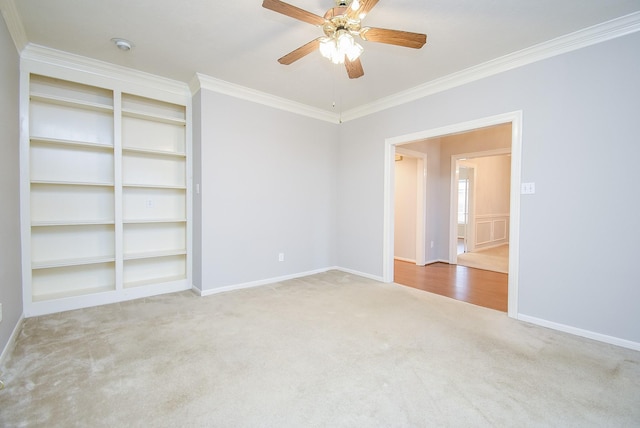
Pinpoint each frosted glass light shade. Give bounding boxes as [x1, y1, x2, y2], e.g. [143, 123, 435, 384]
[319, 31, 363, 64]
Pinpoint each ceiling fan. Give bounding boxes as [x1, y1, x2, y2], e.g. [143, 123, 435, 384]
[263, 0, 427, 79]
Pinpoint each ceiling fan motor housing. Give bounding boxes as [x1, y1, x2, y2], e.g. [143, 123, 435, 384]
[323, 8, 362, 38]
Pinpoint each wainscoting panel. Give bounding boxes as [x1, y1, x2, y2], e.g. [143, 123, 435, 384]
[494, 219, 507, 240]
[475, 214, 509, 249]
[476, 221, 492, 245]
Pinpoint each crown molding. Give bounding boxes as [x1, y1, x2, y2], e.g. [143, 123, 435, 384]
[192, 73, 340, 124]
[0, 0, 28, 52]
[341, 11, 640, 122]
[21, 44, 190, 100]
[6, 3, 639, 122]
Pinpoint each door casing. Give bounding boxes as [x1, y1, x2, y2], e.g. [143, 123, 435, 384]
[383, 111, 523, 319]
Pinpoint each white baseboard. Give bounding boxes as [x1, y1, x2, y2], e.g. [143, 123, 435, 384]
[395, 258, 449, 266]
[197, 267, 335, 297]
[425, 259, 450, 265]
[474, 241, 509, 251]
[0, 314, 24, 367]
[394, 257, 416, 263]
[195, 266, 386, 297]
[518, 314, 640, 351]
[333, 266, 384, 282]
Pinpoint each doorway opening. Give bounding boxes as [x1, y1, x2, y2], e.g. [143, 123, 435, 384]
[456, 162, 475, 256]
[451, 151, 511, 274]
[393, 148, 427, 267]
[384, 111, 522, 318]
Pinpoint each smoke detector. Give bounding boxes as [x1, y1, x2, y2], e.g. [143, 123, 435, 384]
[111, 38, 133, 51]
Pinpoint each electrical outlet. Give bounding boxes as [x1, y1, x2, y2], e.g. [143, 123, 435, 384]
[278, 253, 285, 262]
[430, 241, 434, 249]
[145, 199, 154, 208]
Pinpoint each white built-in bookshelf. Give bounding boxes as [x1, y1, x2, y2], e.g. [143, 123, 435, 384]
[22, 73, 190, 316]
[121, 93, 187, 288]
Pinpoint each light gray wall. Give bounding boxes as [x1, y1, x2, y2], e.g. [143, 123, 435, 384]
[0, 16, 23, 355]
[196, 90, 338, 289]
[337, 32, 640, 343]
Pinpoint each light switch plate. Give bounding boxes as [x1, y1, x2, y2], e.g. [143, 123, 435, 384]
[521, 182, 536, 194]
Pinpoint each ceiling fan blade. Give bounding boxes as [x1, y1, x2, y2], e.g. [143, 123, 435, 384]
[347, 0, 379, 20]
[345, 57, 364, 79]
[278, 38, 321, 65]
[360, 27, 427, 49]
[262, 0, 326, 26]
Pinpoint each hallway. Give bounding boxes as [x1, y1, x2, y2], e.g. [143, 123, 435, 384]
[394, 260, 508, 312]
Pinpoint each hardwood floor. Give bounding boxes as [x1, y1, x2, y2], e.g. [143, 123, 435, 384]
[394, 260, 508, 312]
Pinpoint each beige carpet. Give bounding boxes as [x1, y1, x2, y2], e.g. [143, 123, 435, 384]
[1, 271, 639, 427]
[457, 244, 509, 273]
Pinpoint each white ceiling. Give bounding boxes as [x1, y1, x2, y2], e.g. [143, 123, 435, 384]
[9, 0, 640, 112]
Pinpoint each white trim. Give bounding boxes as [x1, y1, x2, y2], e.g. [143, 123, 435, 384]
[383, 141, 395, 283]
[194, 266, 385, 298]
[334, 266, 385, 282]
[518, 314, 640, 352]
[0, 0, 28, 52]
[473, 241, 509, 252]
[113, 90, 123, 292]
[384, 111, 523, 320]
[408, 258, 450, 266]
[184, 92, 194, 300]
[21, 44, 189, 102]
[18, 69, 32, 318]
[4, 8, 638, 122]
[196, 267, 334, 297]
[394, 256, 416, 264]
[0, 314, 24, 367]
[507, 113, 523, 319]
[386, 113, 522, 146]
[192, 73, 340, 124]
[449, 157, 460, 261]
[475, 213, 510, 219]
[341, 12, 640, 122]
[25, 281, 192, 317]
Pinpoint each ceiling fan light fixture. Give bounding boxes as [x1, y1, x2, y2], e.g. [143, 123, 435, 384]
[320, 36, 344, 64]
[319, 37, 335, 59]
[336, 30, 352, 51]
[346, 41, 363, 61]
[320, 29, 363, 64]
[263, 0, 426, 78]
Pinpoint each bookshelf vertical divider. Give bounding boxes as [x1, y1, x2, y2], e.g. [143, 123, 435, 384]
[113, 90, 124, 291]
